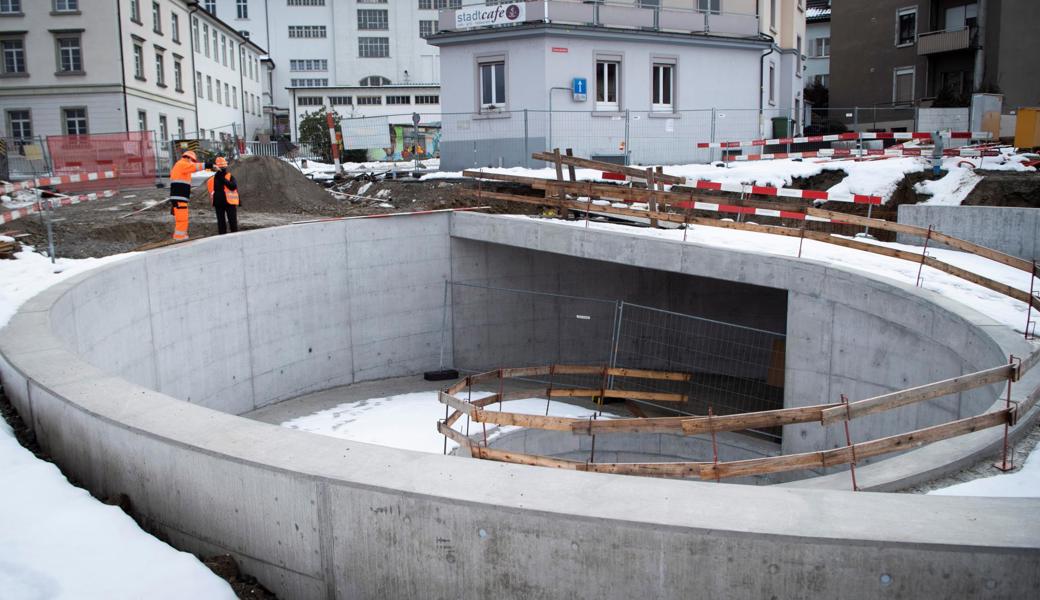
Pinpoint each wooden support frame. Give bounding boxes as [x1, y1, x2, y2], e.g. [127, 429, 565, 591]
[529, 151, 686, 185]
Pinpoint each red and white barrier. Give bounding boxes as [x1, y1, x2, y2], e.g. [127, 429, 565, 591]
[724, 147, 1003, 162]
[684, 178, 882, 205]
[1, 190, 120, 224]
[1, 170, 118, 194]
[668, 200, 835, 222]
[695, 131, 991, 149]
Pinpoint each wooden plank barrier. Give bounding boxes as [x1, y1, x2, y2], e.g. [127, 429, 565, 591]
[680, 403, 843, 435]
[529, 151, 686, 185]
[548, 388, 687, 402]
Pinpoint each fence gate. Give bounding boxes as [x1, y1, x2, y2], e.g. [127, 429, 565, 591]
[446, 283, 786, 439]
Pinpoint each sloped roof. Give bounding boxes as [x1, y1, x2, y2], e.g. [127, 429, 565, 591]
[806, 0, 830, 22]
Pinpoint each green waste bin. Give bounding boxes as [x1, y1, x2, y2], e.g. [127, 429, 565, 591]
[771, 116, 794, 138]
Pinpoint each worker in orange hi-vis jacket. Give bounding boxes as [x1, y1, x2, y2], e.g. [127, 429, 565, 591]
[206, 156, 240, 234]
[168, 150, 212, 240]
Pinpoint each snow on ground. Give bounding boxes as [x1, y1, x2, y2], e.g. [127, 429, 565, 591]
[281, 391, 613, 454]
[0, 246, 235, 600]
[284, 157, 440, 180]
[929, 442, 1040, 498]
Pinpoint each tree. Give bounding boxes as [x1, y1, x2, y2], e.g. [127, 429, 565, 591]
[297, 106, 345, 163]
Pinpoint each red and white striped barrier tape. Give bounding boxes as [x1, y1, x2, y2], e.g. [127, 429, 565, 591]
[1, 190, 119, 224]
[667, 200, 834, 222]
[695, 131, 991, 149]
[724, 147, 1003, 162]
[1, 170, 118, 194]
[685, 178, 882, 205]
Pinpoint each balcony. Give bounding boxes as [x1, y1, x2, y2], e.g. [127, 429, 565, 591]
[917, 27, 973, 55]
[437, 0, 760, 39]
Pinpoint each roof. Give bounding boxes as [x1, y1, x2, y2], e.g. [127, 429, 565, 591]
[806, 0, 830, 22]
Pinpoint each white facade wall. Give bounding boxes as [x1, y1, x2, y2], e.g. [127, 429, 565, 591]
[0, 93, 125, 139]
[190, 9, 266, 140]
[289, 86, 441, 141]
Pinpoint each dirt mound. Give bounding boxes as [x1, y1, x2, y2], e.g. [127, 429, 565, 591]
[191, 155, 340, 214]
[963, 171, 1040, 208]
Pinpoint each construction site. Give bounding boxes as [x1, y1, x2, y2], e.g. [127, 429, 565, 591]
[2, 129, 1040, 599]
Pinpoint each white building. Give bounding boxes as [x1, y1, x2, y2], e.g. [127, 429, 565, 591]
[189, 5, 268, 141]
[804, 0, 829, 88]
[203, 0, 447, 136]
[427, 0, 806, 169]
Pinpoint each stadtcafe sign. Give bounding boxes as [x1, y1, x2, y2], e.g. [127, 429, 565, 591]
[455, 2, 526, 29]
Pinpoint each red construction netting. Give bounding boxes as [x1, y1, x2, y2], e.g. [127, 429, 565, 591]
[46, 131, 156, 192]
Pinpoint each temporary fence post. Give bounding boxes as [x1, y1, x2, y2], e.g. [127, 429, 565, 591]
[588, 414, 598, 463]
[797, 221, 806, 258]
[623, 109, 631, 165]
[544, 364, 556, 417]
[1025, 261, 1037, 340]
[465, 377, 472, 438]
[152, 131, 163, 188]
[841, 394, 859, 491]
[442, 402, 449, 456]
[710, 107, 717, 163]
[993, 355, 1017, 472]
[36, 188, 56, 264]
[523, 109, 529, 168]
[708, 406, 719, 482]
[915, 225, 933, 287]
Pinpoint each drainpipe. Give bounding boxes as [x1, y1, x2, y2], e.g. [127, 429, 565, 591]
[188, 4, 201, 137]
[759, 37, 776, 138]
[238, 45, 247, 142]
[115, 0, 129, 132]
[973, 0, 987, 90]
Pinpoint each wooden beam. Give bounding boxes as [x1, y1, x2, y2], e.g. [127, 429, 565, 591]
[438, 391, 476, 417]
[585, 461, 706, 478]
[474, 409, 582, 432]
[551, 364, 607, 376]
[680, 403, 843, 435]
[530, 151, 686, 184]
[473, 446, 588, 470]
[548, 388, 686, 402]
[437, 421, 474, 448]
[820, 364, 1015, 425]
[500, 365, 553, 378]
[607, 367, 692, 381]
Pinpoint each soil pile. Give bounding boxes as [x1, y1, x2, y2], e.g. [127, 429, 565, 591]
[963, 171, 1040, 208]
[190, 155, 340, 214]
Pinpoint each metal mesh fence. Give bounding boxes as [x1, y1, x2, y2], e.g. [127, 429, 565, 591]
[447, 282, 786, 438]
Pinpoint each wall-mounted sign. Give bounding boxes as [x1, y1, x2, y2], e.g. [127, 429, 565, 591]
[455, 2, 526, 30]
[572, 78, 587, 102]
[552, 47, 569, 53]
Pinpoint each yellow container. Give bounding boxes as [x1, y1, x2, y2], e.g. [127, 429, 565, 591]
[1014, 107, 1040, 148]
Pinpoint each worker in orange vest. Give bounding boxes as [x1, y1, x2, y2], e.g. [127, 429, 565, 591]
[206, 156, 240, 234]
[168, 150, 211, 240]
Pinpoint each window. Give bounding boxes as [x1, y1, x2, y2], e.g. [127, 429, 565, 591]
[358, 0, 387, 3]
[248, 54, 254, 78]
[357, 96, 382, 105]
[203, 0, 215, 15]
[651, 62, 673, 111]
[192, 18, 199, 51]
[53, 0, 78, 12]
[206, 74, 212, 100]
[6, 110, 31, 139]
[130, 0, 140, 22]
[155, 50, 165, 86]
[770, 0, 776, 30]
[133, 44, 144, 78]
[203, 23, 209, 57]
[173, 58, 182, 91]
[63, 108, 87, 135]
[288, 26, 327, 38]
[768, 63, 775, 104]
[896, 7, 917, 46]
[893, 66, 915, 104]
[328, 96, 352, 105]
[298, 96, 323, 106]
[358, 37, 389, 58]
[415, 95, 438, 104]
[796, 35, 802, 77]
[221, 34, 227, 66]
[358, 9, 388, 30]
[290, 78, 328, 87]
[387, 95, 411, 105]
[229, 42, 235, 70]
[287, 0, 324, 5]
[237, 0, 248, 19]
[1, 38, 26, 75]
[290, 59, 328, 71]
[595, 60, 620, 110]
[176, 118, 185, 138]
[224, 82, 230, 105]
[479, 61, 505, 108]
[158, 114, 168, 140]
[0, 1, 22, 14]
[152, 2, 161, 33]
[171, 13, 180, 43]
[420, 0, 460, 8]
[239, 29, 250, 38]
[359, 75, 391, 86]
[56, 36, 82, 73]
[215, 78, 221, 104]
[812, 73, 828, 87]
[812, 37, 829, 58]
[419, 20, 438, 38]
[232, 85, 238, 108]
[697, 0, 720, 14]
[212, 28, 217, 61]
[137, 110, 147, 131]
[945, 3, 978, 31]
[196, 70, 203, 97]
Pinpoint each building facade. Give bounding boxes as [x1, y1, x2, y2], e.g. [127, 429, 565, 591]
[830, 0, 1040, 117]
[427, 0, 806, 169]
[204, 0, 447, 137]
[804, 0, 829, 88]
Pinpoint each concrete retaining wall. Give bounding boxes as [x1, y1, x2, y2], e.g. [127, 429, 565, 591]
[1, 212, 1039, 599]
[897, 204, 1040, 261]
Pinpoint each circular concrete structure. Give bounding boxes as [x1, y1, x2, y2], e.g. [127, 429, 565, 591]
[1, 212, 1038, 599]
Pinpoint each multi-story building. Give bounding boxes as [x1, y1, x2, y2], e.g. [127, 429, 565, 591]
[0, 0, 270, 146]
[189, 4, 268, 141]
[804, 0, 830, 88]
[203, 0, 447, 138]
[427, 0, 806, 169]
[830, 1, 1040, 116]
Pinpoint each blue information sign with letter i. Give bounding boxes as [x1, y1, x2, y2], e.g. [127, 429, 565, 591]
[572, 78, 587, 102]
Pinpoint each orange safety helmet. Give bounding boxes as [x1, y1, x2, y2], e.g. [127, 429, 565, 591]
[181, 150, 198, 161]
[214, 156, 228, 168]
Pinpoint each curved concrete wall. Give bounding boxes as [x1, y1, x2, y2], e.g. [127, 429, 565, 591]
[2, 212, 1039, 599]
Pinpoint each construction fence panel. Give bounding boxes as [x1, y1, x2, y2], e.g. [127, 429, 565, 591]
[0, 136, 52, 181]
[46, 130, 156, 192]
[342, 115, 392, 152]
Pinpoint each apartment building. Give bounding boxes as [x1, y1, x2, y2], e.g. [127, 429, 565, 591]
[830, 0, 1040, 113]
[203, 0, 447, 136]
[427, 0, 806, 169]
[190, 4, 268, 141]
[804, 0, 829, 88]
